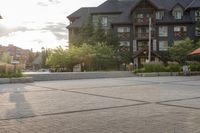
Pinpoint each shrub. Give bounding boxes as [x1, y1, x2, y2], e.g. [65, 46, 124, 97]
[134, 62, 182, 73]
[187, 61, 200, 71]
[143, 62, 165, 72]
[166, 62, 181, 72]
[0, 63, 23, 78]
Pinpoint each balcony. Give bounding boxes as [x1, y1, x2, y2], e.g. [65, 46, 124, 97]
[134, 17, 155, 25]
[118, 32, 130, 40]
[135, 32, 154, 40]
[174, 32, 187, 38]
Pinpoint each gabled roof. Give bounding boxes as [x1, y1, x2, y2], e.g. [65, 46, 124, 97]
[186, 0, 200, 9]
[67, 7, 94, 29]
[171, 2, 185, 11]
[67, 0, 196, 27]
[67, 7, 95, 19]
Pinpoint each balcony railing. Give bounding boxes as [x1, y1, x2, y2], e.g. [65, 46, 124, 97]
[135, 32, 154, 39]
[174, 32, 187, 38]
[118, 32, 130, 40]
[134, 17, 155, 25]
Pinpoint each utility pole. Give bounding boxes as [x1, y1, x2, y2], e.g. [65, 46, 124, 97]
[148, 17, 152, 62]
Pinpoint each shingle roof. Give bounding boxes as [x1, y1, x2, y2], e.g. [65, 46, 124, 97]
[186, 0, 200, 9]
[67, 7, 95, 19]
[67, 7, 94, 28]
[68, 0, 196, 27]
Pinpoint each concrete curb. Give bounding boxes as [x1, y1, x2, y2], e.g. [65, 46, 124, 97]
[25, 71, 135, 81]
[0, 77, 34, 84]
[136, 72, 181, 77]
[136, 71, 200, 77]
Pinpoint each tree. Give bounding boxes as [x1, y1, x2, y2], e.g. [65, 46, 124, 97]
[1, 52, 11, 63]
[71, 16, 94, 46]
[41, 47, 51, 68]
[105, 30, 119, 48]
[46, 44, 116, 71]
[91, 20, 106, 44]
[169, 38, 200, 64]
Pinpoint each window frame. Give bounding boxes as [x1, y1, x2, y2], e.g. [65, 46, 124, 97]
[117, 27, 130, 33]
[156, 11, 164, 20]
[159, 26, 168, 37]
[159, 41, 168, 51]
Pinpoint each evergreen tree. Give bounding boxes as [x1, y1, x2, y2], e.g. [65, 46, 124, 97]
[91, 19, 106, 44]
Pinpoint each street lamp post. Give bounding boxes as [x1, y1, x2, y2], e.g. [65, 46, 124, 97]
[148, 17, 152, 62]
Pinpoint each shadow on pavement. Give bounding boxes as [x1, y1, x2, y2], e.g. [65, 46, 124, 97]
[6, 86, 35, 120]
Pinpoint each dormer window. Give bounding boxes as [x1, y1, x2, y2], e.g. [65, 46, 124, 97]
[156, 11, 164, 20]
[172, 5, 183, 20]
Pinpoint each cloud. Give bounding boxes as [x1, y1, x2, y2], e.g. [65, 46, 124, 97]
[0, 30, 67, 51]
[0, 26, 33, 37]
[42, 22, 67, 40]
[37, 0, 61, 6]
[37, 2, 48, 6]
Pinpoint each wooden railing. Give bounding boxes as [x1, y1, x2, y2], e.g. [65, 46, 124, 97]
[134, 17, 155, 25]
[135, 32, 154, 39]
[118, 32, 130, 40]
[174, 32, 187, 37]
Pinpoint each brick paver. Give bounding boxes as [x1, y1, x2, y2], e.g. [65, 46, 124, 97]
[0, 76, 200, 133]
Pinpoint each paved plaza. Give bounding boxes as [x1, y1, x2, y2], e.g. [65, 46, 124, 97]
[0, 76, 200, 133]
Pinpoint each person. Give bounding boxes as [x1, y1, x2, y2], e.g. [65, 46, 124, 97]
[182, 65, 190, 76]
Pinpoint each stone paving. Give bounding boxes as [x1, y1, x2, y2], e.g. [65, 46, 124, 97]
[0, 76, 200, 133]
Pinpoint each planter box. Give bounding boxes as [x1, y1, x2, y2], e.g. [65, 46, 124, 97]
[136, 72, 181, 77]
[0, 78, 10, 84]
[0, 77, 34, 84]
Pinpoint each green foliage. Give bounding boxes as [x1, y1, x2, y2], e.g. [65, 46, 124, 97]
[41, 48, 51, 69]
[70, 17, 119, 48]
[1, 52, 11, 63]
[143, 62, 165, 72]
[46, 43, 117, 72]
[165, 63, 181, 72]
[0, 64, 23, 78]
[187, 61, 200, 71]
[71, 16, 94, 46]
[169, 38, 200, 63]
[134, 62, 181, 73]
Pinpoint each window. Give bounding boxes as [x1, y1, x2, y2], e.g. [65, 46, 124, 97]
[120, 41, 130, 51]
[195, 26, 200, 36]
[153, 40, 157, 51]
[133, 40, 137, 52]
[117, 27, 130, 33]
[174, 11, 183, 19]
[159, 26, 168, 37]
[174, 26, 187, 37]
[136, 13, 144, 19]
[138, 41, 147, 50]
[172, 6, 183, 19]
[159, 41, 168, 51]
[118, 27, 130, 40]
[156, 11, 164, 20]
[195, 10, 200, 21]
[101, 17, 108, 27]
[174, 26, 187, 32]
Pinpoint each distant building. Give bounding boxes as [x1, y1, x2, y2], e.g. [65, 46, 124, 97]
[67, 0, 200, 66]
[0, 44, 31, 65]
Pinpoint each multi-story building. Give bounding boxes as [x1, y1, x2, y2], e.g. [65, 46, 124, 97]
[0, 44, 30, 64]
[67, 0, 200, 67]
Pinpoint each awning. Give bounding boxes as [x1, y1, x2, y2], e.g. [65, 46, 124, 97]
[189, 48, 200, 55]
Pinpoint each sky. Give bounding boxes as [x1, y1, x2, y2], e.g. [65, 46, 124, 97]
[0, 0, 106, 52]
